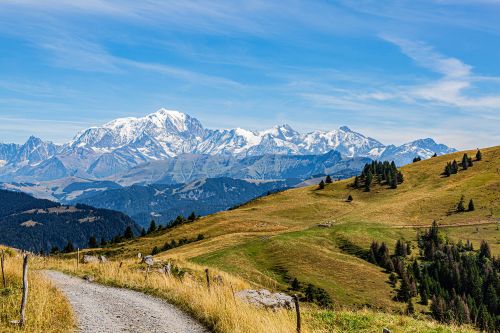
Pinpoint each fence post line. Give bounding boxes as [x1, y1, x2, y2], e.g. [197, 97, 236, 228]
[1, 250, 6, 288]
[19, 254, 29, 327]
[205, 268, 210, 290]
[293, 294, 301, 333]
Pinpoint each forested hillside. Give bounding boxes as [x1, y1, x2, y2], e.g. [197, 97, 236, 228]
[0, 189, 140, 252]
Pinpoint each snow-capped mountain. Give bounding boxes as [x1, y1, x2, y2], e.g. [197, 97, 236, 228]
[0, 108, 456, 182]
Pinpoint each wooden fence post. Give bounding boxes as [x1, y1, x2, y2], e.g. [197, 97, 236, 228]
[1, 250, 6, 288]
[205, 268, 210, 290]
[19, 254, 29, 327]
[77, 248, 80, 270]
[293, 294, 301, 333]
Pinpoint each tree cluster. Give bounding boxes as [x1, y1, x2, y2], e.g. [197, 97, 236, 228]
[413, 156, 422, 163]
[456, 195, 475, 213]
[443, 150, 481, 177]
[353, 160, 403, 192]
[151, 234, 205, 255]
[289, 277, 332, 309]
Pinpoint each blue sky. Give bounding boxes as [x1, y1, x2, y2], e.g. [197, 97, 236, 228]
[0, 1, 499, 149]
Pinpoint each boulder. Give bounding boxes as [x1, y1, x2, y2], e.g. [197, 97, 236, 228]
[98, 255, 107, 263]
[82, 255, 99, 264]
[235, 289, 295, 310]
[143, 255, 154, 266]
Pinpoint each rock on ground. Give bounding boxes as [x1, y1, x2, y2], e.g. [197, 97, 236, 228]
[235, 289, 295, 310]
[44, 270, 208, 333]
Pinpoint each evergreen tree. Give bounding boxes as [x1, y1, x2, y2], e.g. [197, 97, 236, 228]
[413, 156, 421, 163]
[148, 220, 157, 234]
[451, 160, 459, 174]
[353, 176, 360, 188]
[196, 234, 205, 241]
[122, 226, 133, 239]
[462, 154, 469, 170]
[467, 157, 473, 167]
[140, 228, 146, 237]
[432, 153, 438, 157]
[318, 180, 325, 190]
[63, 240, 74, 253]
[100, 237, 107, 247]
[305, 284, 316, 302]
[390, 176, 398, 189]
[364, 172, 372, 192]
[50, 246, 59, 254]
[291, 278, 300, 291]
[476, 149, 482, 161]
[88, 236, 98, 248]
[444, 163, 452, 177]
[406, 299, 415, 315]
[479, 241, 491, 260]
[325, 175, 333, 183]
[468, 199, 475, 211]
[347, 194, 353, 202]
[457, 195, 466, 212]
[188, 212, 197, 222]
[151, 246, 160, 255]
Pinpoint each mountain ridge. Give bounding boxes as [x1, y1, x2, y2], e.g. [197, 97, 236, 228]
[0, 108, 456, 183]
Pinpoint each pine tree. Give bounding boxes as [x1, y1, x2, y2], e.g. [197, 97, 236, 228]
[148, 220, 157, 234]
[305, 284, 316, 302]
[406, 299, 415, 315]
[50, 246, 59, 254]
[467, 157, 473, 167]
[444, 163, 451, 177]
[318, 180, 325, 190]
[476, 149, 482, 161]
[291, 278, 300, 291]
[123, 226, 134, 239]
[451, 160, 458, 174]
[325, 175, 332, 183]
[88, 236, 98, 248]
[462, 154, 469, 170]
[188, 212, 197, 222]
[63, 240, 75, 253]
[432, 153, 438, 157]
[347, 194, 353, 202]
[100, 237, 107, 247]
[468, 199, 475, 211]
[151, 246, 160, 255]
[140, 228, 146, 237]
[353, 176, 360, 188]
[479, 241, 491, 259]
[391, 176, 398, 189]
[457, 195, 466, 212]
[364, 172, 372, 192]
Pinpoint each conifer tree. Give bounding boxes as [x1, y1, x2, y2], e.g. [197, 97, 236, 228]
[364, 172, 372, 192]
[451, 160, 458, 174]
[318, 180, 325, 190]
[479, 241, 491, 259]
[457, 195, 466, 212]
[347, 194, 353, 202]
[291, 278, 300, 291]
[88, 236, 98, 248]
[444, 163, 451, 177]
[467, 157, 473, 167]
[100, 238, 107, 246]
[432, 153, 437, 157]
[188, 212, 197, 222]
[390, 176, 398, 189]
[462, 154, 469, 170]
[468, 199, 475, 211]
[148, 220, 157, 234]
[476, 149, 482, 161]
[123, 226, 134, 239]
[406, 299, 415, 315]
[353, 176, 360, 188]
[140, 228, 146, 237]
[63, 240, 75, 253]
[305, 283, 316, 302]
[325, 175, 332, 183]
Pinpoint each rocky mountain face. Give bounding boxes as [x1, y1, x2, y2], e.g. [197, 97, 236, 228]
[0, 108, 456, 183]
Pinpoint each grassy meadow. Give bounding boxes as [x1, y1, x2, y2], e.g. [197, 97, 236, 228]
[0, 247, 75, 333]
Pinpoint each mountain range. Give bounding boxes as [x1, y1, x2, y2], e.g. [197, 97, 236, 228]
[0, 108, 456, 184]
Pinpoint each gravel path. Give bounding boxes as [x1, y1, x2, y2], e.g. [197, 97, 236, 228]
[44, 270, 209, 333]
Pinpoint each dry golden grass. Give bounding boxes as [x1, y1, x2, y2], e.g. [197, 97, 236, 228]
[0, 247, 75, 333]
[44, 256, 476, 333]
[77, 146, 498, 312]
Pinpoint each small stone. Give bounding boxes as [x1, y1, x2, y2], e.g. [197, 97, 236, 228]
[83, 275, 95, 282]
[143, 255, 154, 266]
[82, 255, 99, 264]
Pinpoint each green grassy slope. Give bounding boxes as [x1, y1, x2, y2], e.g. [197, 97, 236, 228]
[101, 146, 499, 311]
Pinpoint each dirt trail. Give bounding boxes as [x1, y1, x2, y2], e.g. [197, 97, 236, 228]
[45, 271, 209, 333]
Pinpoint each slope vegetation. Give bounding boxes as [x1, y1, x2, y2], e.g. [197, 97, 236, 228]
[87, 147, 499, 312]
